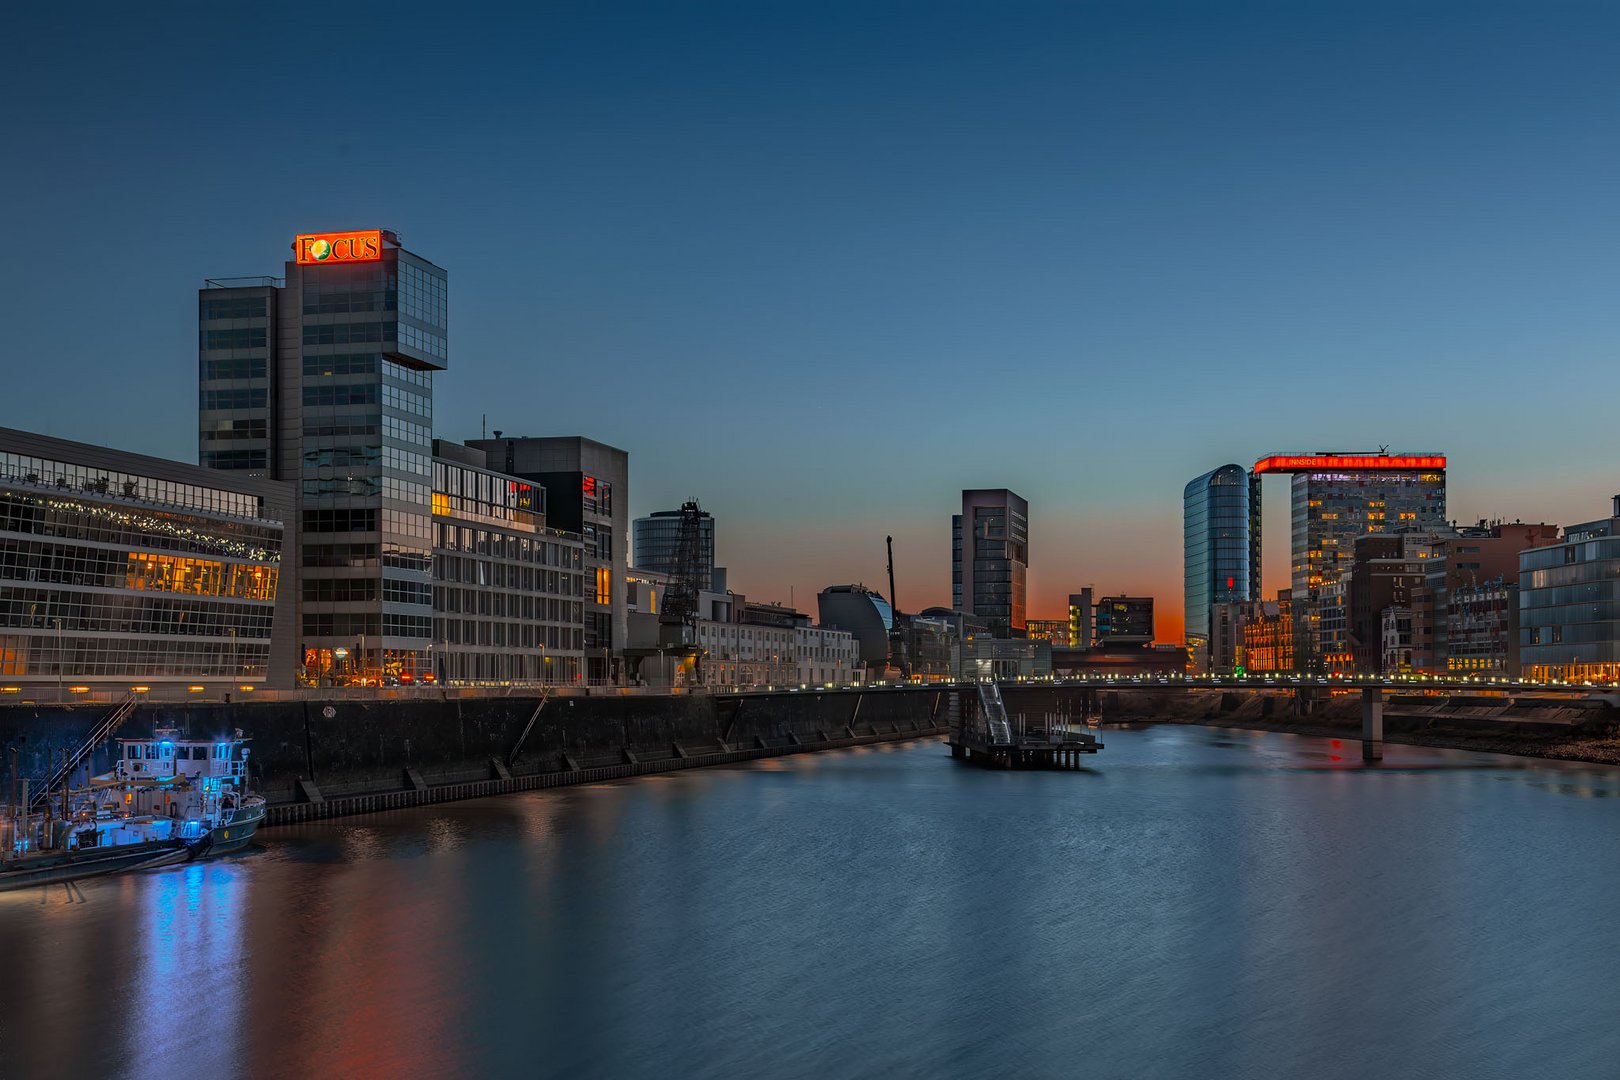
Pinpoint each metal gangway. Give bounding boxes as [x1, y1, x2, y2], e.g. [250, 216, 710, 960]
[976, 681, 1015, 746]
[29, 694, 139, 812]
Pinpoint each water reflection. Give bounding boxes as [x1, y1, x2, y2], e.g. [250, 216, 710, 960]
[1, 728, 1618, 1079]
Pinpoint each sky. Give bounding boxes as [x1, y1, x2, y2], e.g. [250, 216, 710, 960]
[5, 1, 1620, 644]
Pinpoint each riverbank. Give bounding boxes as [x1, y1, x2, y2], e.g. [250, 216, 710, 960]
[1173, 706, 1620, 767]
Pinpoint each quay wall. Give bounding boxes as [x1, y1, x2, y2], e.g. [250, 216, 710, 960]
[0, 688, 950, 807]
[5, 685, 1612, 816]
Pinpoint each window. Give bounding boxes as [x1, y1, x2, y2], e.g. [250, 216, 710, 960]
[201, 328, 267, 350]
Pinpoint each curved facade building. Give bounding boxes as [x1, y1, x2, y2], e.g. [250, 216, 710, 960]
[817, 585, 893, 669]
[1184, 465, 1259, 666]
[633, 508, 714, 577]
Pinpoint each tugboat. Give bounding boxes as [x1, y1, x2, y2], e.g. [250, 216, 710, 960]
[1, 726, 264, 892]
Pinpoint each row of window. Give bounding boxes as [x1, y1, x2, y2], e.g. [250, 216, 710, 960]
[305, 415, 380, 440]
[435, 554, 582, 597]
[303, 291, 395, 317]
[433, 617, 578, 651]
[385, 415, 431, 447]
[304, 353, 380, 378]
[202, 328, 267, 350]
[201, 358, 267, 381]
[201, 388, 266, 411]
[0, 592, 275, 638]
[202, 418, 268, 441]
[0, 638, 269, 679]
[304, 322, 390, 347]
[201, 297, 268, 321]
[436, 525, 582, 568]
[383, 383, 431, 418]
[398, 260, 448, 329]
[0, 462, 267, 523]
[0, 497, 280, 563]
[305, 383, 379, 407]
[434, 586, 582, 624]
[200, 450, 267, 471]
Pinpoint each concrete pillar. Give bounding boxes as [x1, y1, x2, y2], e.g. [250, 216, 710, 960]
[1361, 687, 1383, 762]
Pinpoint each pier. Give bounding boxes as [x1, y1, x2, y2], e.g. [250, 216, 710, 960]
[947, 682, 1102, 768]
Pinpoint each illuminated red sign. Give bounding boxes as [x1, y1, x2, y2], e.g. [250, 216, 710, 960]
[293, 230, 382, 266]
[582, 476, 597, 497]
[1252, 454, 1446, 475]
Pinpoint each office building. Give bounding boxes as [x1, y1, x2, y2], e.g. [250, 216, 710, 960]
[817, 584, 895, 672]
[1345, 532, 1448, 673]
[952, 489, 1029, 635]
[1410, 522, 1561, 675]
[1253, 453, 1447, 671]
[1183, 465, 1260, 667]
[0, 427, 293, 693]
[200, 229, 446, 683]
[1520, 500, 1620, 682]
[634, 506, 718, 588]
[430, 440, 585, 686]
[470, 436, 628, 683]
[1095, 596, 1153, 646]
[1068, 590, 1094, 650]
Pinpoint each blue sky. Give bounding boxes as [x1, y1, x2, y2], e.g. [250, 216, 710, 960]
[5, 1, 1619, 638]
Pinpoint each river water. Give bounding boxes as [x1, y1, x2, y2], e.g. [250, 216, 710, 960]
[2, 725, 1619, 1079]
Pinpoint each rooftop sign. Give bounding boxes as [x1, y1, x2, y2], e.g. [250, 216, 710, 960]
[294, 230, 382, 266]
[1253, 454, 1446, 475]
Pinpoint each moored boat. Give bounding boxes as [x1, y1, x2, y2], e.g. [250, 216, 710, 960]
[1, 726, 264, 891]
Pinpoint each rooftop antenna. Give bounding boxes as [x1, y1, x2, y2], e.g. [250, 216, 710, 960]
[1378, 444, 1390, 455]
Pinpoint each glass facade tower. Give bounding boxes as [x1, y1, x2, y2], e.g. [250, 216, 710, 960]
[199, 231, 449, 684]
[1183, 464, 1258, 665]
[1520, 499, 1620, 682]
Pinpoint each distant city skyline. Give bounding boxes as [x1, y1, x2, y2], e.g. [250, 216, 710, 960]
[5, 2, 1618, 640]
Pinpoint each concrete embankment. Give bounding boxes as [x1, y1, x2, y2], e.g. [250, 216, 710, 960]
[0, 687, 954, 824]
[1149, 687, 1620, 766]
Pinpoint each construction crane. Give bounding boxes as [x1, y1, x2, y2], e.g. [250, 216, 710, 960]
[658, 500, 709, 681]
[887, 535, 910, 678]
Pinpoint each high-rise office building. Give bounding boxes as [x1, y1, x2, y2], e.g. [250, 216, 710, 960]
[951, 489, 1028, 635]
[1252, 453, 1447, 671]
[1183, 464, 1260, 666]
[200, 229, 447, 682]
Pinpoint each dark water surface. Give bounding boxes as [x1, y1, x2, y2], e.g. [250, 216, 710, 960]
[3, 726, 1620, 1079]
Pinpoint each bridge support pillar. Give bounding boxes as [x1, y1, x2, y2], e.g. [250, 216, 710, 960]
[1361, 687, 1384, 762]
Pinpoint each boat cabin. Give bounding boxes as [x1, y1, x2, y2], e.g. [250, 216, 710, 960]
[115, 728, 250, 787]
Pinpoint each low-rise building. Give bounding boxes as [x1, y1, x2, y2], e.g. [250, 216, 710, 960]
[1095, 596, 1153, 646]
[0, 427, 294, 695]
